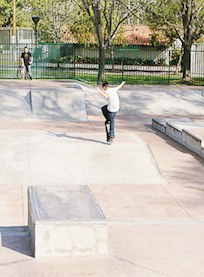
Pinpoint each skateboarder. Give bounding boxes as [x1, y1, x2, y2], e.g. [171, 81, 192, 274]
[98, 81, 126, 143]
[21, 46, 33, 80]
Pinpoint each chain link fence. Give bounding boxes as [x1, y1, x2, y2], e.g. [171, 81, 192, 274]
[0, 42, 204, 85]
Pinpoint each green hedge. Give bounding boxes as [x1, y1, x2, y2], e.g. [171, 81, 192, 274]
[50, 55, 167, 66]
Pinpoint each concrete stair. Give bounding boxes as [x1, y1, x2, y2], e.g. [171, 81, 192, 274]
[152, 118, 204, 158]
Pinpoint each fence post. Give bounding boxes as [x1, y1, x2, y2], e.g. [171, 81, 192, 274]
[73, 44, 76, 78]
[122, 49, 124, 81]
[168, 50, 171, 85]
[36, 43, 37, 79]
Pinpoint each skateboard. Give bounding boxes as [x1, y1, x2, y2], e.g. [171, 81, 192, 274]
[19, 66, 24, 79]
[105, 121, 113, 144]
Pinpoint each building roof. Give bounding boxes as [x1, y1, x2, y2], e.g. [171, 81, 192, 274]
[122, 25, 151, 45]
[60, 25, 169, 46]
[120, 25, 168, 46]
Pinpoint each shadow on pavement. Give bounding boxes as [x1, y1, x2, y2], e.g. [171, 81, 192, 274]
[47, 131, 108, 145]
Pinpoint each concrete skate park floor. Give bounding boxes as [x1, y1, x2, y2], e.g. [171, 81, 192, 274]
[1, 80, 204, 276]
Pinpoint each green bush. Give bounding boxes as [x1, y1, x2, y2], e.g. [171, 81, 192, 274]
[48, 55, 167, 66]
[155, 58, 166, 66]
[170, 50, 181, 65]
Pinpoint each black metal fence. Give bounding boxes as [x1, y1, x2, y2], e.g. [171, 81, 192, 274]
[0, 42, 204, 85]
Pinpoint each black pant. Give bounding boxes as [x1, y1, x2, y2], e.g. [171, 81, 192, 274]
[101, 105, 116, 138]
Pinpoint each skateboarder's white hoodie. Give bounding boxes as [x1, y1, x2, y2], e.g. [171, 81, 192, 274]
[98, 81, 125, 112]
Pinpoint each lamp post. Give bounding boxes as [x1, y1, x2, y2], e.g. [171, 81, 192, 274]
[12, 0, 16, 64]
[32, 16, 40, 79]
[32, 16, 40, 44]
[12, 0, 16, 42]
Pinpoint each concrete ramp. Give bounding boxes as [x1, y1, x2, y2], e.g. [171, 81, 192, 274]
[75, 133, 165, 185]
[0, 88, 32, 120]
[31, 85, 87, 121]
[0, 82, 87, 121]
[0, 131, 165, 186]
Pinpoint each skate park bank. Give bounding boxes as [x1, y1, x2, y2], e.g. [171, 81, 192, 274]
[0, 80, 204, 276]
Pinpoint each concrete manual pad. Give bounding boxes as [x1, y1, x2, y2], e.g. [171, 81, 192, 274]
[28, 186, 105, 221]
[0, 130, 166, 186]
[28, 186, 108, 257]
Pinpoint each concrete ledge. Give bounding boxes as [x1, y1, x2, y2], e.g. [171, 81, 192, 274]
[166, 122, 182, 143]
[28, 186, 108, 258]
[152, 118, 204, 159]
[202, 147, 204, 158]
[152, 118, 166, 133]
[182, 129, 202, 155]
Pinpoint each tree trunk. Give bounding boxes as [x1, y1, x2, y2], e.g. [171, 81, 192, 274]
[182, 43, 192, 82]
[110, 47, 115, 71]
[175, 50, 183, 74]
[97, 44, 106, 84]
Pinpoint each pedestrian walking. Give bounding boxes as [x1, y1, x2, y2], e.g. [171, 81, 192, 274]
[21, 46, 33, 80]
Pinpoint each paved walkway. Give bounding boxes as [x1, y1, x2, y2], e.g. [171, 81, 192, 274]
[0, 80, 204, 276]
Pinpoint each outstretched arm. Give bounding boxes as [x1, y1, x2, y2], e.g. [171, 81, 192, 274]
[97, 87, 108, 98]
[116, 81, 126, 90]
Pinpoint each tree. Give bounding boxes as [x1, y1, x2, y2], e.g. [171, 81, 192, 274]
[69, 10, 96, 44]
[0, 0, 12, 27]
[145, 0, 204, 82]
[76, 0, 139, 84]
[26, 0, 74, 42]
[0, 0, 29, 28]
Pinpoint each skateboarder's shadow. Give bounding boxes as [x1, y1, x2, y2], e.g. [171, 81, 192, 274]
[47, 132, 107, 145]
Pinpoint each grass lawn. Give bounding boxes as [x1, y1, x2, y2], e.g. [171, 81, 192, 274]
[1, 68, 204, 86]
[75, 73, 182, 85]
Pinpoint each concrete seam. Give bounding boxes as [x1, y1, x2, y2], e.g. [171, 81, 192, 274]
[76, 141, 89, 186]
[108, 220, 204, 226]
[113, 255, 171, 277]
[25, 130, 32, 186]
[158, 183, 195, 221]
